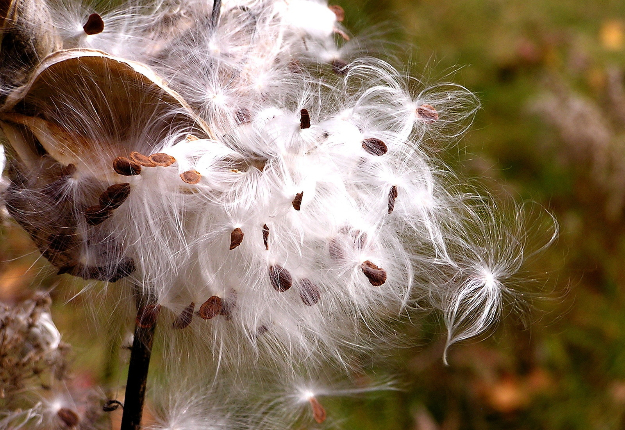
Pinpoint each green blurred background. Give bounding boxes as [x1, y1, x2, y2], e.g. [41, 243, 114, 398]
[3, 0, 625, 428]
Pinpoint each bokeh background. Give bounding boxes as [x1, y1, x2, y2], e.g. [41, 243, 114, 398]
[2, 0, 625, 428]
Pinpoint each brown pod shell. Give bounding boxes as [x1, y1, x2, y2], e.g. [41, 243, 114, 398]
[83, 13, 104, 35]
[309, 396, 327, 424]
[57, 407, 80, 427]
[361, 260, 387, 286]
[113, 157, 141, 176]
[229, 227, 244, 250]
[300, 108, 311, 129]
[416, 104, 439, 122]
[136, 304, 161, 328]
[99, 183, 131, 209]
[292, 191, 303, 211]
[198, 296, 223, 320]
[362, 138, 388, 156]
[268, 265, 292, 292]
[388, 185, 398, 214]
[173, 302, 195, 329]
[299, 278, 321, 306]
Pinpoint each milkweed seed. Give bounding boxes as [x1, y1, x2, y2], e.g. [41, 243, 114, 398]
[180, 169, 201, 184]
[173, 302, 195, 329]
[113, 156, 141, 176]
[130, 151, 157, 167]
[235, 108, 252, 124]
[292, 191, 303, 210]
[300, 108, 311, 129]
[362, 138, 388, 156]
[83, 13, 104, 35]
[309, 396, 327, 424]
[361, 260, 387, 286]
[57, 408, 80, 427]
[329, 238, 344, 260]
[48, 233, 75, 252]
[60, 164, 77, 177]
[268, 265, 292, 292]
[136, 304, 161, 328]
[198, 296, 223, 319]
[109, 258, 136, 282]
[262, 224, 269, 250]
[257, 325, 269, 336]
[331, 58, 349, 75]
[416, 104, 439, 122]
[388, 185, 398, 214]
[299, 278, 321, 306]
[99, 183, 131, 209]
[148, 153, 176, 167]
[230, 227, 244, 249]
[103, 400, 123, 412]
[84, 205, 112, 226]
[328, 4, 345, 21]
[220, 299, 233, 320]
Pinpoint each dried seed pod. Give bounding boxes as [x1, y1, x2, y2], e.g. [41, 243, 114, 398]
[130, 151, 156, 167]
[83, 13, 104, 35]
[362, 138, 388, 156]
[149, 152, 176, 167]
[103, 399, 123, 412]
[173, 302, 195, 329]
[57, 407, 80, 428]
[299, 278, 321, 306]
[308, 396, 327, 424]
[113, 157, 141, 176]
[99, 183, 131, 209]
[328, 4, 345, 21]
[416, 104, 439, 122]
[268, 265, 292, 292]
[230, 227, 244, 250]
[388, 185, 398, 214]
[292, 191, 304, 211]
[361, 260, 387, 286]
[300, 108, 311, 129]
[262, 224, 269, 250]
[180, 169, 201, 184]
[235, 108, 252, 125]
[331, 58, 349, 75]
[136, 304, 161, 328]
[84, 205, 112, 226]
[198, 296, 223, 320]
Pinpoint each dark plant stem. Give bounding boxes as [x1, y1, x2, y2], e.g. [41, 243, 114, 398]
[120, 294, 157, 430]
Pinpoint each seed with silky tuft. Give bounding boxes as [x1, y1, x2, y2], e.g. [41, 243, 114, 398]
[113, 156, 141, 176]
[309, 396, 327, 424]
[235, 108, 252, 124]
[99, 183, 131, 209]
[230, 227, 244, 249]
[173, 302, 195, 329]
[83, 13, 104, 35]
[136, 304, 161, 328]
[388, 185, 398, 214]
[180, 169, 201, 184]
[268, 265, 292, 292]
[362, 138, 388, 156]
[361, 260, 387, 286]
[262, 224, 269, 250]
[300, 108, 311, 129]
[299, 279, 321, 306]
[130, 151, 157, 167]
[416, 104, 439, 122]
[292, 191, 303, 210]
[57, 407, 80, 427]
[148, 153, 176, 167]
[198, 296, 223, 319]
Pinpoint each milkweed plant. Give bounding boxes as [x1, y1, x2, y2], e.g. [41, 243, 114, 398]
[0, 0, 556, 429]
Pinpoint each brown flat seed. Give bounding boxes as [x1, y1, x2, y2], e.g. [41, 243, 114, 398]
[235, 108, 252, 125]
[83, 13, 104, 35]
[299, 278, 321, 306]
[292, 191, 304, 211]
[57, 407, 80, 427]
[328, 4, 345, 21]
[331, 58, 349, 75]
[300, 108, 311, 129]
[198, 296, 223, 319]
[416, 104, 439, 122]
[130, 151, 157, 167]
[136, 304, 161, 328]
[309, 396, 327, 424]
[362, 138, 388, 156]
[48, 233, 75, 252]
[361, 260, 387, 286]
[180, 170, 201, 184]
[173, 302, 195, 329]
[99, 183, 131, 209]
[149, 153, 176, 167]
[262, 224, 269, 250]
[388, 185, 398, 214]
[230, 227, 244, 250]
[328, 238, 345, 260]
[84, 205, 112, 226]
[113, 156, 141, 176]
[268, 265, 292, 292]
